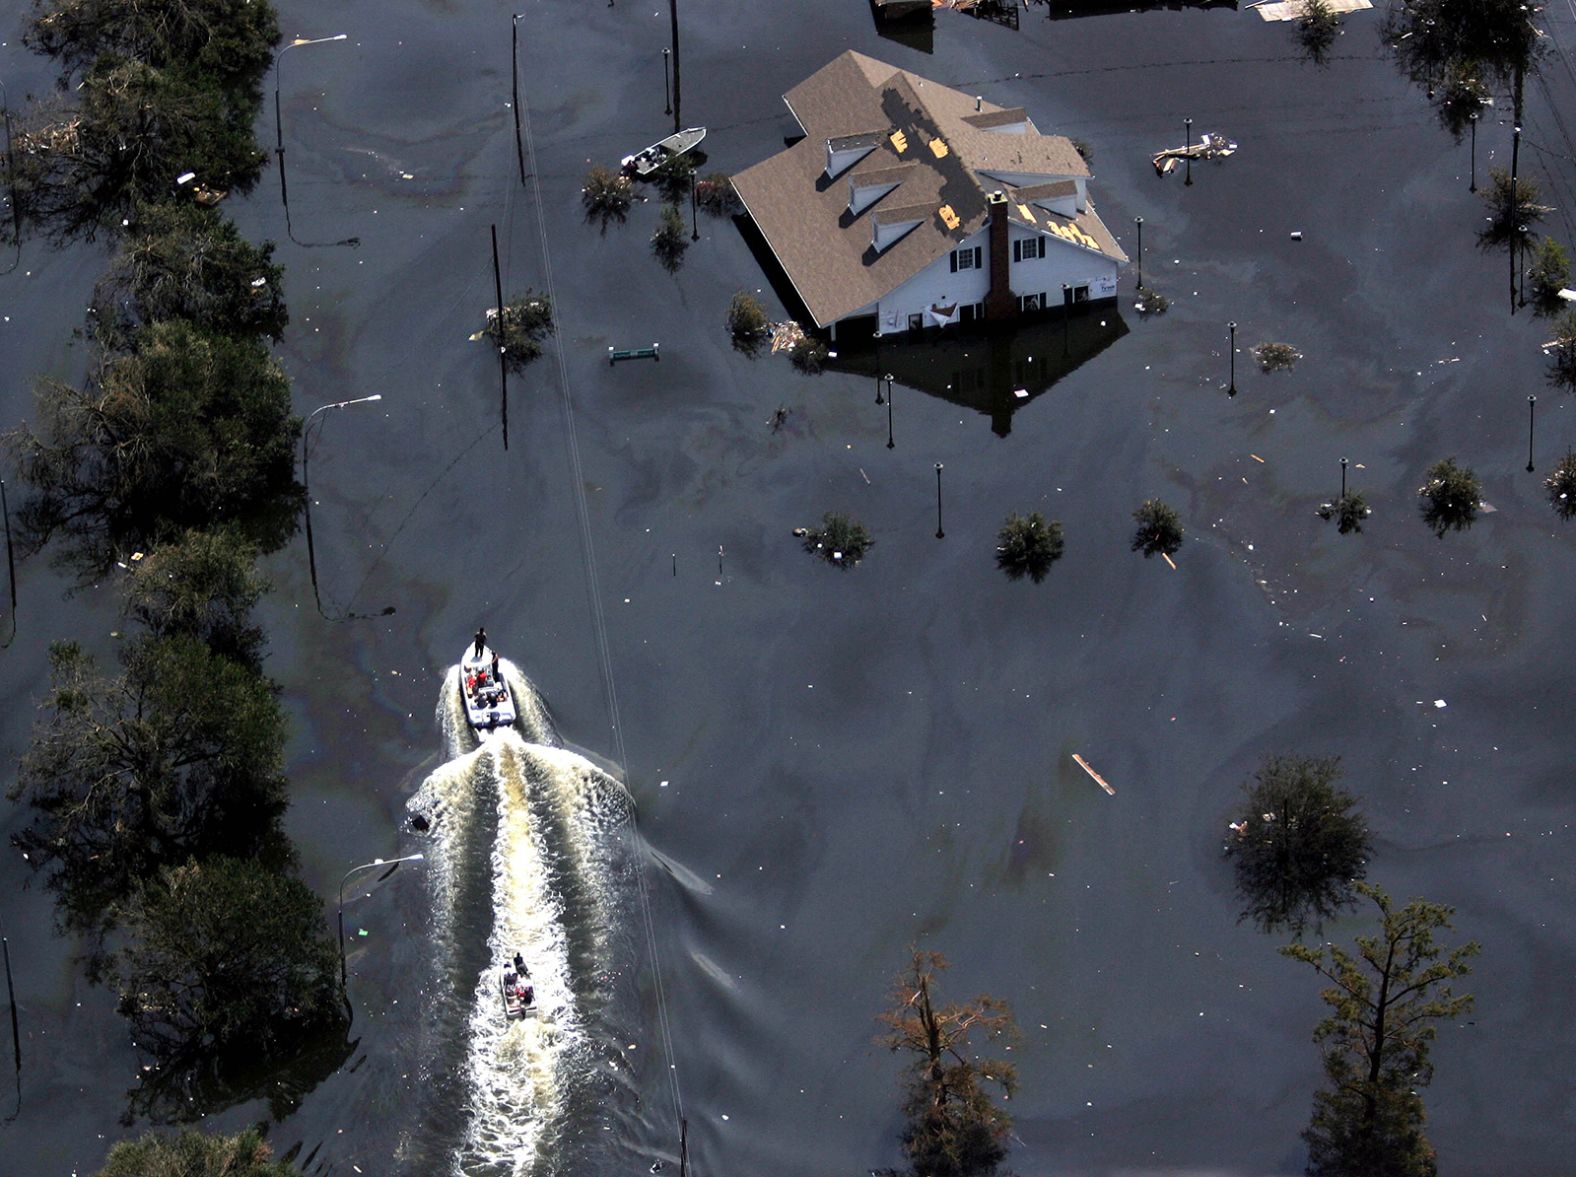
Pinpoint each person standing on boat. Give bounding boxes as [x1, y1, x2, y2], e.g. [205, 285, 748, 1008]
[474, 626, 487, 660]
[491, 650, 501, 684]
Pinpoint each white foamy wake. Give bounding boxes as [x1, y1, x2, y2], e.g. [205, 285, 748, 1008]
[449, 734, 586, 1177]
[407, 661, 634, 1177]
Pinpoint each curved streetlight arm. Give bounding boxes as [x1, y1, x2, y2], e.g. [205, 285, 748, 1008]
[339, 852, 424, 908]
[274, 35, 348, 151]
[338, 852, 424, 991]
[301, 394, 383, 622]
[304, 394, 383, 473]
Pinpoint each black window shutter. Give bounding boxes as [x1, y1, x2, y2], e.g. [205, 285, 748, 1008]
[1012, 240, 1021, 263]
[950, 251, 958, 273]
[974, 247, 982, 269]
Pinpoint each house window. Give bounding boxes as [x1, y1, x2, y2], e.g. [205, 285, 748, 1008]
[1020, 292, 1044, 312]
[1013, 237, 1045, 263]
[960, 303, 977, 323]
[908, 313, 924, 331]
[949, 246, 982, 272]
[1073, 284, 1090, 303]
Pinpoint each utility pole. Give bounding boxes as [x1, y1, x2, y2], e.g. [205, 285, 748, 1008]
[491, 224, 509, 451]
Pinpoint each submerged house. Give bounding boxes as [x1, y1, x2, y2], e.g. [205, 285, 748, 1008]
[733, 50, 1126, 339]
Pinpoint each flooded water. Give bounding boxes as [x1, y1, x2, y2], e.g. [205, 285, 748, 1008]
[4, 0, 1576, 1174]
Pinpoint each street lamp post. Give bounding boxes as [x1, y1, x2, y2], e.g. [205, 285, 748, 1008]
[0, 78, 20, 275]
[1468, 111, 1478, 193]
[1227, 321, 1237, 396]
[1340, 456, 1348, 499]
[886, 374, 895, 449]
[273, 34, 353, 248]
[339, 854, 424, 991]
[0, 477, 15, 648]
[690, 173, 700, 241]
[875, 337, 885, 404]
[1134, 215, 1143, 289]
[1518, 224, 1529, 307]
[1527, 393, 1537, 472]
[511, 14, 527, 187]
[1184, 117, 1194, 186]
[662, 47, 672, 115]
[303, 395, 383, 620]
[934, 463, 945, 539]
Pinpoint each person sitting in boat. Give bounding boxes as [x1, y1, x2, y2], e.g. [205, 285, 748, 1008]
[465, 669, 477, 693]
[503, 968, 518, 990]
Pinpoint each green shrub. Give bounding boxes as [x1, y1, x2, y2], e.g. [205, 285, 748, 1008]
[790, 336, 830, 374]
[487, 290, 554, 372]
[995, 513, 1065, 582]
[1417, 457, 1481, 537]
[112, 856, 343, 1060]
[696, 172, 742, 217]
[651, 203, 688, 271]
[1224, 755, 1370, 936]
[650, 152, 696, 204]
[94, 1127, 297, 1177]
[1135, 286, 1169, 316]
[1547, 309, 1576, 389]
[1317, 491, 1370, 535]
[1545, 452, 1576, 519]
[1253, 342, 1301, 372]
[582, 165, 633, 230]
[1527, 237, 1571, 311]
[801, 512, 872, 568]
[727, 291, 770, 343]
[1131, 498, 1183, 558]
[1296, 0, 1340, 65]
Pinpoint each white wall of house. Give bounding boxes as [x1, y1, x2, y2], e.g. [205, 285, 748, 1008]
[873, 229, 992, 334]
[1007, 224, 1119, 306]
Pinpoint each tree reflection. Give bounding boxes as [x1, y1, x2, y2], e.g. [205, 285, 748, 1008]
[122, 1019, 356, 1127]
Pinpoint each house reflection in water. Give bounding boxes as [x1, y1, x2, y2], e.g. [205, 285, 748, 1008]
[830, 309, 1129, 438]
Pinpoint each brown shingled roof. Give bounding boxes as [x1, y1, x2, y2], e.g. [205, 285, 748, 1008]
[736, 50, 1113, 327]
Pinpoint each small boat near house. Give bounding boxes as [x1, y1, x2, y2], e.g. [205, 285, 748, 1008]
[621, 126, 707, 178]
[461, 642, 517, 731]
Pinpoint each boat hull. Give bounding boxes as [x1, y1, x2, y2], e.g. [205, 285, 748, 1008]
[460, 644, 518, 731]
[622, 127, 707, 178]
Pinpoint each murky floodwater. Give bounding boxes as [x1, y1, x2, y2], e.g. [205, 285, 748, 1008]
[4, 0, 1576, 1173]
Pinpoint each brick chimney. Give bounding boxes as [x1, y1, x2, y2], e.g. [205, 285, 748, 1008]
[984, 191, 1014, 322]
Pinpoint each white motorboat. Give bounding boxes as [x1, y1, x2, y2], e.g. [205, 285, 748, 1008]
[621, 126, 707, 178]
[461, 643, 517, 731]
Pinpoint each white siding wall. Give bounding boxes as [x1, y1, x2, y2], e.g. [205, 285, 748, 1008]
[874, 229, 992, 333]
[1008, 225, 1119, 304]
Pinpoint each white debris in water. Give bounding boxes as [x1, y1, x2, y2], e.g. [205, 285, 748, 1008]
[1434, 699, 1448, 708]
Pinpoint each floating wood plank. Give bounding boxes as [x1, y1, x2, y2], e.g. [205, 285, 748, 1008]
[1162, 552, 1177, 571]
[1072, 754, 1116, 796]
[1254, 0, 1370, 20]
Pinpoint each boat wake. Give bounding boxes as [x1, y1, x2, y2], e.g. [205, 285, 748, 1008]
[404, 658, 636, 1176]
